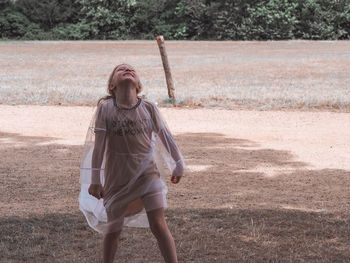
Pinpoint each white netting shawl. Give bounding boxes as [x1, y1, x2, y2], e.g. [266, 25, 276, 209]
[78, 97, 186, 235]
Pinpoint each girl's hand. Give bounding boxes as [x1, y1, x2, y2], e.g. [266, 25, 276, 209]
[171, 175, 181, 184]
[88, 184, 104, 199]
[171, 160, 184, 184]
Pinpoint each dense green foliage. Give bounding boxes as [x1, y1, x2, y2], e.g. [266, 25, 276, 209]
[1, 0, 349, 40]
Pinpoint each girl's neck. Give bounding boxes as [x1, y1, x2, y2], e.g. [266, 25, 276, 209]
[114, 84, 138, 108]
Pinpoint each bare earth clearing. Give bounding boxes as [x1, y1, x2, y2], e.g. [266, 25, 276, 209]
[0, 105, 349, 262]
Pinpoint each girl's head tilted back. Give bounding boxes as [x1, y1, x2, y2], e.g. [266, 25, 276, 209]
[108, 63, 143, 94]
[97, 63, 143, 105]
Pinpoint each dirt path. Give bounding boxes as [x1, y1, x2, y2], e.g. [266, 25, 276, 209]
[1, 105, 349, 262]
[1, 105, 349, 170]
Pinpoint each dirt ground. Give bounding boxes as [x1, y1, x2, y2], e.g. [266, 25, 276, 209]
[0, 105, 350, 262]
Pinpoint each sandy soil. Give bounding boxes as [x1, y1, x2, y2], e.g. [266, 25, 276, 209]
[0, 105, 350, 262]
[1, 105, 349, 171]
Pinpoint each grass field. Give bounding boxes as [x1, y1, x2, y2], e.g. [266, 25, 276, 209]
[0, 40, 349, 111]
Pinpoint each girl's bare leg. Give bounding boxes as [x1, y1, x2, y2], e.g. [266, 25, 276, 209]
[146, 207, 178, 263]
[103, 230, 122, 263]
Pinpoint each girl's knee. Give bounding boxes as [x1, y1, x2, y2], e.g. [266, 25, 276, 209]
[150, 219, 168, 236]
[104, 230, 122, 240]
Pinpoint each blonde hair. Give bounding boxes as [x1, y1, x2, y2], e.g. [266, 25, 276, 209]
[97, 63, 143, 106]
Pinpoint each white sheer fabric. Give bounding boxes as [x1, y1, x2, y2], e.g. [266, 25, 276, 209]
[79, 97, 186, 235]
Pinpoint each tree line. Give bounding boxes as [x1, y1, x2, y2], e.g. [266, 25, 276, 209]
[1, 0, 349, 40]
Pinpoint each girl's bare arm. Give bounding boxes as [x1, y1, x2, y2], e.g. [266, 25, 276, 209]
[91, 131, 107, 185]
[158, 128, 184, 182]
[158, 128, 181, 163]
[151, 103, 184, 179]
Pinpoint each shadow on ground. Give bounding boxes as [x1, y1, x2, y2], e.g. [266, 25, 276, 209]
[0, 131, 349, 262]
[1, 208, 349, 263]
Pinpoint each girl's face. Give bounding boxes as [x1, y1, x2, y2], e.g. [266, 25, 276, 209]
[111, 64, 140, 91]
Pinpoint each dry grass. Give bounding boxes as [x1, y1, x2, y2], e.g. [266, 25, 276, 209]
[0, 40, 349, 111]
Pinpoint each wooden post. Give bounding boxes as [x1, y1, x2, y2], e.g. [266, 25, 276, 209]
[156, 35, 175, 103]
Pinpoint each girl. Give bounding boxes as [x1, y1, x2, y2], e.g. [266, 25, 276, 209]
[79, 63, 185, 263]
